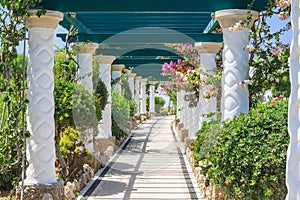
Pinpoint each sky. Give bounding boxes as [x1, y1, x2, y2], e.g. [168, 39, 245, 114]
[267, 14, 292, 44]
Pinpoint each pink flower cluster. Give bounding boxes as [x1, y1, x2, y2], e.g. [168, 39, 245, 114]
[162, 59, 194, 78]
[276, 0, 291, 9]
[268, 43, 289, 56]
[237, 80, 252, 88]
[244, 45, 253, 53]
[271, 94, 285, 103]
[279, 11, 290, 20]
[164, 43, 200, 67]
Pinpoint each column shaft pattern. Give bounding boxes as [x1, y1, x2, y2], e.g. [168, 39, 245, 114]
[26, 28, 56, 184]
[222, 28, 249, 121]
[149, 85, 155, 113]
[77, 53, 93, 93]
[99, 63, 112, 138]
[286, 1, 300, 198]
[140, 80, 147, 114]
[134, 78, 140, 114]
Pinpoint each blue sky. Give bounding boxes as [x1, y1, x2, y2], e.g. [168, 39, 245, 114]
[267, 14, 292, 44]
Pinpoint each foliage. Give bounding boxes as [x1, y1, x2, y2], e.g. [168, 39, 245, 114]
[94, 79, 108, 121]
[0, 0, 42, 193]
[166, 88, 177, 114]
[204, 99, 288, 199]
[162, 44, 222, 107]
[128, 98, 137, 118]
[120, 71, 133, 101]
[92, 55, 109, 122]
[72, 85, 98, 137]
[192, 113, 221, 169]
[154, 96, 165, 113]
[60, 127, 80, 156]
[111, 89, 131, 140]
[247, 0, 291, 104]
[53, 48, 77, 128]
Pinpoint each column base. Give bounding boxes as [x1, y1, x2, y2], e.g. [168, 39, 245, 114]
[149, 112, 156, 117]
[184, 138, 194, 152]
[175, 118, 180, 127]
[178, 123, 184, 131]
[180, 129, 189, 142]
[16, 179, 64, 200]
[94, 137, 117, 164]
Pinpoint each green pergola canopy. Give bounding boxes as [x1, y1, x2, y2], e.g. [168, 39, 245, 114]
[35, 0, 268, 80]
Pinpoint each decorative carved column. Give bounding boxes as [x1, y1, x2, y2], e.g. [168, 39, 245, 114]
[149, 84, 155, 114]
[177, 91, 182, 121]
[195, 42, 222, 129]
[135, 76, 142, 115]
[214, 9, 258, 121]
[128, 72, 136, 99]
[111, 64, 124, 94]
[180, 91, 189, 142]
[286, 1, 300, 199]
[74, 43, 98, 153]
[18, 10, 64, 200]
[97, 56, 115, 138]
[76, 43, 98, 93]
[189, 105, 199, 138]
[178, 91, 185, 130]
[140, 78, 147, 115]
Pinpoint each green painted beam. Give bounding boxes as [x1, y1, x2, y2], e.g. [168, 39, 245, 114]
[57, 33, 223, 43]
[36, 0, 268, 12]
[113, 57, 180, 66]
[203, 18, 219, 33]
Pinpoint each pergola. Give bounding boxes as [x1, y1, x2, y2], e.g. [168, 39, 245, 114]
[34, 0, 267, 80]
[19, 0, 300, 199]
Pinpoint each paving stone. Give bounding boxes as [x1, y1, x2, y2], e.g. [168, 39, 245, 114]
[84, 116, 203, 200]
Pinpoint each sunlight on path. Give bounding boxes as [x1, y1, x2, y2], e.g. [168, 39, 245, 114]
[82, 115, 202, 200]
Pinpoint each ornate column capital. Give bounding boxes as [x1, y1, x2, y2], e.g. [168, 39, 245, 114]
[140, 78, 148, 83]
[130, 73, 137, 78]
[135, 76, 142, 81]
[149, 81, 157, 85]
[194, 42, 222, 54]
[26, 10, 63, 29]
[76, 43, 98, 54]
[214, 9, 259, 29]
[112, 64, 125, 72]
[97, 55, 116, 65]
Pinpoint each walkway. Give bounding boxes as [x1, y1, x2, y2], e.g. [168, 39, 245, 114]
[80, 115, 202, 200]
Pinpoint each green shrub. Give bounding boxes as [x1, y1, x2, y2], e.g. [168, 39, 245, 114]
[192, 113, 221, 171]
[155, 96, 165, 113]
[60, 127, 80, 156]
[111, 90, 130, 140]
[94, 79, 108, 121]
[206, 99, 288, 199]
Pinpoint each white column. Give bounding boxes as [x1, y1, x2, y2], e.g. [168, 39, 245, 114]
[140, 78, 147, 114]
[25, 10, 63, 184]
[149, 84, 155, 113]
[195, 42, 222, 129]
[97, 56, 115, 138]
[76, 43, 98, 93]
[111, 64, 124, 94]
[181, 91, 188, 128]
[186, 101, 192, 133]
[189, 105, 200, 138]
[177, 91, 181, 121]
[128, 72, 136, 99]
[135, 76, 142, 115]
[286, 1, 300, 199]
[214, 9, 258, 121]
